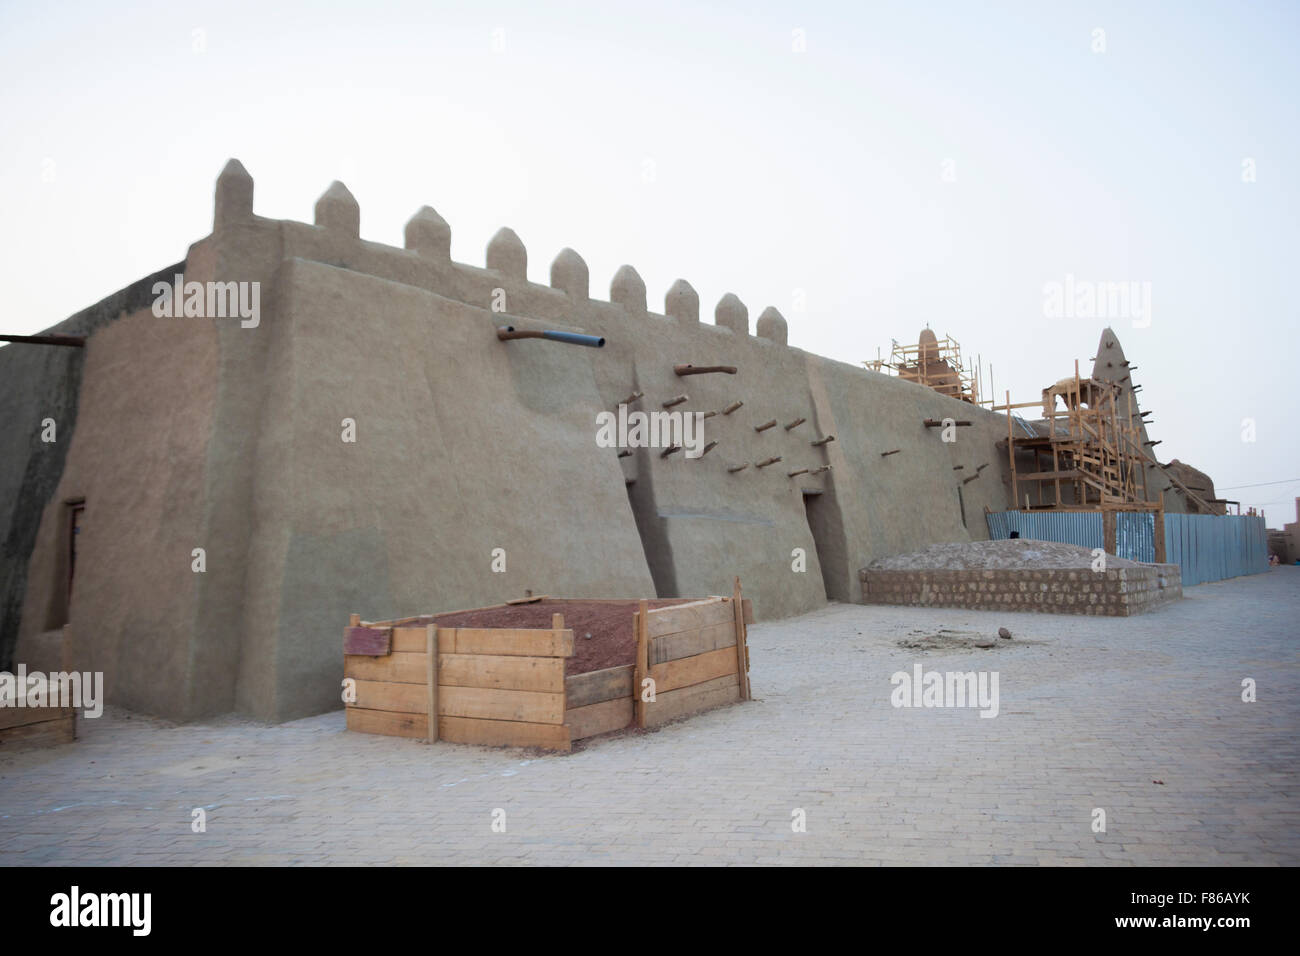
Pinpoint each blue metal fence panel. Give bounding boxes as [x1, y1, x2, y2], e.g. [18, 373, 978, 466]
[1161, 513, 1268, 585]
[985, 511, 1103, 549]
[986, 511, 1268, 586]
[1115, 511, 1155, 563]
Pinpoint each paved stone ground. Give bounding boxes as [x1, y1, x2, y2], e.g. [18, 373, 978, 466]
[1, 568, 1296, 866]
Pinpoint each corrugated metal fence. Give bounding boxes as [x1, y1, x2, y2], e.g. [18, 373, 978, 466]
[986, 511, 1267, 586]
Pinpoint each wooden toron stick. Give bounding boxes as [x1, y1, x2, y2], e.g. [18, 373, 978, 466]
[755, 419, 777, 432]
[674, 364, 737, 376]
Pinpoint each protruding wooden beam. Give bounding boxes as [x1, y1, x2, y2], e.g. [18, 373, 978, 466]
[620, 391, 644, 406]
[810, 465, 832, 475]
[754, 419, 777, 432]
[662, 394, 688, 408]
[788, 468, 810, 477]
[810, 435, 835, 447]
[727, 463, 750, 473]
[881, 449, 901, 457]
[784, 417, 806, 431]
[756, 456, 782, 468]
[617, 449, 632, 458]
[0, 333, 85, 347]
[962, 474, 980, 484]
[674, 364, 737, 376]
[722, 400, 743, 415]
[700, 440, 719, 457]
[660, 445, 683, 458]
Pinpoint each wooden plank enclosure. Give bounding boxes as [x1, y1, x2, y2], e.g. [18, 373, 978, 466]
[345, 584, 753, 752]
[0, 677, 77, 751]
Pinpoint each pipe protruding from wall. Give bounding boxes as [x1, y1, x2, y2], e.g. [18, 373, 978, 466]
[666, 279, 700, 323]
[404, 205, 451, 259]
[550, 248, 589, 300]
[756, 307, 788, 345]
[315, 181, 360, 237]
[215, 158, 254, 230]
[487, 227, 527, 280]
[610, 265, 647, 314]
[715, 293, 748, 334]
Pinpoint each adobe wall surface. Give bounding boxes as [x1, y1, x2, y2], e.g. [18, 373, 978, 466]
[861, 564, 1183, 616]
[2, 159, 1158, 720]
[0, 262, 184, 674]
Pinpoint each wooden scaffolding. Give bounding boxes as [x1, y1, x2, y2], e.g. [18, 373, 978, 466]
[865, 330, 982, 404]
[998, 360, 1158, 512]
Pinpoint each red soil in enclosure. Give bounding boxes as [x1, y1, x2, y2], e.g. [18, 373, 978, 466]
[429, 599, 691, 675]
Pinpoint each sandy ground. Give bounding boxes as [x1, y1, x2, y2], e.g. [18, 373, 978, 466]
[0, 567, 1296, 866]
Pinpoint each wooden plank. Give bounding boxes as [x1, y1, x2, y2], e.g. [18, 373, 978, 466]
[445, 628, 575, 658]
[646, 598, 732, 638]
[439, 715, 570, 752]
[344, 652, 426, 684]
[565, 664, 634, 709]
[742, 598, 754, 625]
[350, 679, 428, 714]
[343, 626, 391, 656]
[439, 686, 565, 724]
[643, 674, 740, 728]
[732, 576, 751, 700]
[346, 707, 428, 739]
[650, 620, 737, 664]
[0, 716, 76, 748]
[392, 627, 429, 653]
[426, 624, 439, 743]
[438, 653, 565, 693]
[649, 645, 737, 694]
[567, 697, 633, 740]
[0, 705, 76, 732]
[505, 593, 548, 604]
[635, 600, 649, 729]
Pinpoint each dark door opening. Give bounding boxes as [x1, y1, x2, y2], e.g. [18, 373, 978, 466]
[802, 490, 850, 601]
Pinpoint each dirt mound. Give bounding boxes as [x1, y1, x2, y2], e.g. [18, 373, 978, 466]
[867, 538, 1145, 571]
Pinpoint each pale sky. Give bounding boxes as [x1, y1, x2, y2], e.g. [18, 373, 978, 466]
[2, 0, 1296, 518]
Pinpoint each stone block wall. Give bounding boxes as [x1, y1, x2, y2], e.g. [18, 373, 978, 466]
[860, 564, 1182, 616]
